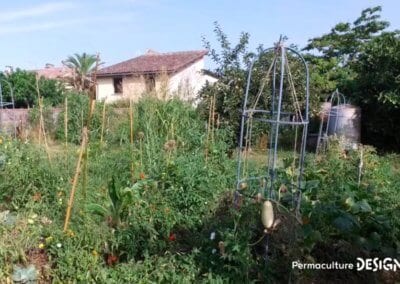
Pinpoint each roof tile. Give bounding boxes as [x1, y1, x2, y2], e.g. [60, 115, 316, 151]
[97, 50, 208, 76]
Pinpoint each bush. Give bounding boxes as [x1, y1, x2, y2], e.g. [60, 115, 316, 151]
[0, 138, 69, 211]
[55, 92, 106, 144]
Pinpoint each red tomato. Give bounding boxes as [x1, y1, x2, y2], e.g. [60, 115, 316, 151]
[169, 233, 176, 241]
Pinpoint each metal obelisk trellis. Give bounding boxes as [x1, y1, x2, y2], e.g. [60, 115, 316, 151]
[0, 79, 16, 137]
[235, 37, 309, 215]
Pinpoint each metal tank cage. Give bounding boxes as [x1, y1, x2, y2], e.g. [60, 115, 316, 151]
[235, 37, 310, 216]
[316, 89, 346, 154]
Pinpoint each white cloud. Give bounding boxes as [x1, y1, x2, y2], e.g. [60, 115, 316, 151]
[0, 2, 75, 23]
[0, 20, 79, 35]
[0, 15, 135, 36]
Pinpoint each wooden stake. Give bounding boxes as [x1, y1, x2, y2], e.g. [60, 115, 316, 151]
[63, 52, 100, 232]
[205, 95, 215, 162]
[100, 101, 106, 145]
[358, 146, 364, 187]
[129, 99, 134, 145]
[63, 127, 88, 232]
[35, 76, 51, 164]
[64, 96, 68, 148]
[129, 99, 134, 179]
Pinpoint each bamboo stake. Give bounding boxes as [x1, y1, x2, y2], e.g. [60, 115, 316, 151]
[211, 93, 216, 144]
[64, 97, 69, 170]
[205, 96, 212, 161]
[100, 101, 106, 145]
[129, 99, 135, 179]
[63, 127, 88, 232]
[358, 146, 364, 188]
[64, 96, 68, 149]
[35, 76, 51, 164]
[129, 99, 134, 145]
[81, 147, 88, 200]
[63, 52, 100, 232]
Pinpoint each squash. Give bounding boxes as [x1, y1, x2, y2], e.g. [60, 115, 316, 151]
[239, 182, 248, 190]
[261, 200, 274, 229]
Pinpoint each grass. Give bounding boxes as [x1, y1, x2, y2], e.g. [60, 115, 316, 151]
[0, 96, 399, 282]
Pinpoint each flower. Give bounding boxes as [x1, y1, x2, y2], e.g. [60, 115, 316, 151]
[107, 254, 118, 266]
[169, 232, 176, 242]
[210, 232, 216, 240]
[41, 216, 52, 225]
[38, 243, 45, 249]
[56, 243, 62, 248]
[66, 229, 75, 237]
[163, 139, 176, 152]
[137, 131, 145, 140]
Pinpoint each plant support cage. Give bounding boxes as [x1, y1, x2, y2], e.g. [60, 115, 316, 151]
[235, 37, 310, 216]
[316, 89, 346, 154]
[0, 79, 16, 137]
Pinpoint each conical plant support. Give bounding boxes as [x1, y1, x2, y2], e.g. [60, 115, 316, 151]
[235, 37, 310, 261]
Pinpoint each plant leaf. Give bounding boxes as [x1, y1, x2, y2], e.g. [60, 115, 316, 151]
[86, 204, 108, 217]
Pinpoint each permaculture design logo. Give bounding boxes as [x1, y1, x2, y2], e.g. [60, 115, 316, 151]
[292, 258, 400, 271]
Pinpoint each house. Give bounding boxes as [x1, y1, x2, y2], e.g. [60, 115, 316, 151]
[96, 50, 217, 103]
[35, 64, 73, 80]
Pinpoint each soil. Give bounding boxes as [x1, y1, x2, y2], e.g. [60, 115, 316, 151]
[26, 248, 51, 283]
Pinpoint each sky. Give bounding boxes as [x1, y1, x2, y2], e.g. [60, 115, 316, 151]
[0, 0, 399, 70]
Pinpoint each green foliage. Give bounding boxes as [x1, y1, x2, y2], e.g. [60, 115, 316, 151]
[0, 69, 64, 108]
[63, 52, 99, 92]
[351, 32, 400, 150]
[304, 6, 400, 151]
[55, 92, 105, 143]
[0, 96, 399, 282]
[27, 101, 55, 134]
[199, 22, 255, 147]
[302, 143, 400, 258]
[200, 23, 311, 148]
[0, 138, 68, 210]
[304, 6, 389, 63]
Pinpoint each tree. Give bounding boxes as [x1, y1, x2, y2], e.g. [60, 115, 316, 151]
[63, 53, 99, 93]
[351, 32, 400, 150]
[200, 23, 310, 148]
[304, 6, 400, 151]
[304, 6, 389, 64]
[0, 69, 64, 108]
[199, 22, 253, 147]
[303, 6, 389, 102]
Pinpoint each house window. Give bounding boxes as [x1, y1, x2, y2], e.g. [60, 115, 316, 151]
[113, 77, 123, 94]
[145, 74, 156, 92]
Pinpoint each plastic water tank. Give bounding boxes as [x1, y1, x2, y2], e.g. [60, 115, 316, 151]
[327, 104, 361, 148]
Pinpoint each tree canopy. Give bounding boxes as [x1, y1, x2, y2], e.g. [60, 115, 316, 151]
[201, 6, 400, 151]
[0, 69, 64, 108]
[63, 53, 99, 93]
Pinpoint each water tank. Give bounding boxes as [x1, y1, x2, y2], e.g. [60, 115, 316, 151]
[327, 104, 361, 149]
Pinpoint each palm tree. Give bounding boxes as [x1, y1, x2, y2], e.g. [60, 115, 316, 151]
[63, 53, 99, 92]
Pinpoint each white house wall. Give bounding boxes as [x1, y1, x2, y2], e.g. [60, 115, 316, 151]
[96, 59, 217, 103]
[168, 59, 217, 101]
[97, 78, 114, 102]
[123, 75, 146, 101]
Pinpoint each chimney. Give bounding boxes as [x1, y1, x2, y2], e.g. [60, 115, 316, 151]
[145, 49, 159, 55]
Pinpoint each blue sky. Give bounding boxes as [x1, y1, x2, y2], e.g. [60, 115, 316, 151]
[0, 0, 399, 70]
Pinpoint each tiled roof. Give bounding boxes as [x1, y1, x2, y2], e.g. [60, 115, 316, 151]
[97, 50, 208, 76]
[35, 66, 73, 80]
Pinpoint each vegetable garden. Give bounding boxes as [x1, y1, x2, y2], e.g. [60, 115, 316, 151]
[0, 94, 398, 283]
[0, 5, 400, 283]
